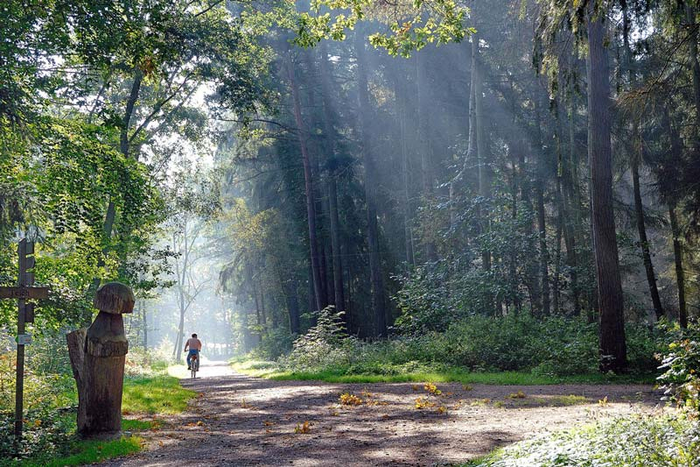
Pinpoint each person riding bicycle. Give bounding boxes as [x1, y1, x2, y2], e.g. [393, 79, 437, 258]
[184, 333, 202, 370]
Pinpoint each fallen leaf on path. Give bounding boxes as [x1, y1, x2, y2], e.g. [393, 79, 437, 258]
[415, 397, 436, 409]
[339, 393, 363, 406]
[294, 421, 313, 434]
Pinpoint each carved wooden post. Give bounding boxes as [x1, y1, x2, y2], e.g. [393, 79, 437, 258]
[67, 282, 134, 438]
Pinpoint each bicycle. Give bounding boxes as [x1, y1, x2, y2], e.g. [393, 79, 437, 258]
[190, 353, 199, 378]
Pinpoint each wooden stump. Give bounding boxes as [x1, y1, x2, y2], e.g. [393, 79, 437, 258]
[66, 282, 133, 438]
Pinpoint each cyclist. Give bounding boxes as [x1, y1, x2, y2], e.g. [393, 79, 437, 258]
[184, 333, 202, 370]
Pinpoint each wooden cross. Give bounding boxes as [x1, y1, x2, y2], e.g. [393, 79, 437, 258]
[0, 239, 49, 440]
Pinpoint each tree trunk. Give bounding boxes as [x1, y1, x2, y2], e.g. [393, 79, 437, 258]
[587, 8, 627, 372]
[631, 156, 664, 320]
[564, 90, 582, 316]
[535, 185, 549, 315]
[394, 71, 416, 266]
[474, 38, 491, 274]
[534, 95, 550, 316]
[686, 5, 700, 133]
[253, 280, 262, 344]
[623, 6, 664, 321]
[88, 69, 144, 325]
[669, 204, 688, 329]
[355, 31, 386, 336]
[140, 299, 148, 349]
[553, 200, 563, 315]
[287, 53, 326, 312]
[471, 36, 494, 314]
[415, 51, 438, 262]
[319, 42, 347, 314]
[283, 276, 301, 334]
[517, 143, 541, 312]
[663, 107, 688, 329]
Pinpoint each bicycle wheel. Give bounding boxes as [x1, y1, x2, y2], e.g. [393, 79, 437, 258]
[191, 357, 197, 378]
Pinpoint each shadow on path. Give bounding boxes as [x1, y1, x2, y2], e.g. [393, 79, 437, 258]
[101, 364, 663, 467]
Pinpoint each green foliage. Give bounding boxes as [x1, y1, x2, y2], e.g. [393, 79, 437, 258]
[657, 323, 700, 413]
[124, 346, 173, 377]
[279, 307, 356, 371]
[0, 409, 75, 464]
[0, 349, 75, 461]
[471, 415, 700, 467]
[295, 0, 470, 56]
[250, 328, 295, 361]
[396, 195, 563, 333]
[272, 312, 659, 379]
[9, 436, 144, 467]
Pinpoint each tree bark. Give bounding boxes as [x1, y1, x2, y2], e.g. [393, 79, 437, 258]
[587, 7, 627, 372]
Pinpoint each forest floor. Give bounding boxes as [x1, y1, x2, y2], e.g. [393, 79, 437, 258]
[100, 361, 666, 467]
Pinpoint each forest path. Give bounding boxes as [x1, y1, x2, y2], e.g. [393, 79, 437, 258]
[103, 363, 663, 466]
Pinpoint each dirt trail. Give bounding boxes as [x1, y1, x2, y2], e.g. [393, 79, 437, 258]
[102, 361, 664, 466]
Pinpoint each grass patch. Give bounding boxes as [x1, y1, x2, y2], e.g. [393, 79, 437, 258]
[121, 419, 160, 431]
[122, 376, 195, 415]
[15, 436, 143, 467]
[231, 360, 655, 386]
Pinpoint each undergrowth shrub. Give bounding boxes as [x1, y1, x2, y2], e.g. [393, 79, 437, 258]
[0, 332, 171, 462]
[657, 322, 700, 413]
[280, 307, 356, 371]
[279, 312, 659, 376]
[473, 414, 699, 466]
[125, 344, 172, 376]
[249, 328, 294, 361]
[0, 352, 75, 461]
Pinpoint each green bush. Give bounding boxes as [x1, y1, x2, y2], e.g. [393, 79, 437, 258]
[657, 323, 700, 413]
[0, 369, 75, 462]
[280, 307, 356, 372]
[249, 328, 294, 361]
[279, 312, 660, 377]
[124, 345, 172, 377]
